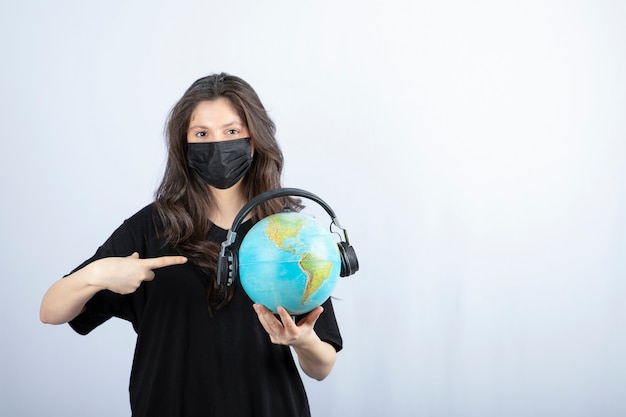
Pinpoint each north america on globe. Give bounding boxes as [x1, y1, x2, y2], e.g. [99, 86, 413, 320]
[266, 215, 334, 303]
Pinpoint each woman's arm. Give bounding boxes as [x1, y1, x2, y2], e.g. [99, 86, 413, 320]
[40, 262, 104, 325]
[290, 328, 337, 381]
[40, 253, 187, 325]
[253, 304, 337, 381]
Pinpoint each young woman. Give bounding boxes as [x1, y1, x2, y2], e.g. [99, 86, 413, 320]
[40, 73, 342, 417]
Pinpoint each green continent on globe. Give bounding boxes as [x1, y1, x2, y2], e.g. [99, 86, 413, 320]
[265, 214, 332, 305]
[266, 215, 305, 254]
[299, 252, 333, 304]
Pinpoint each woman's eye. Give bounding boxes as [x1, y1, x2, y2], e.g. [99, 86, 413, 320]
[195, 131, 207, 137]
[227, 129, 239, 135]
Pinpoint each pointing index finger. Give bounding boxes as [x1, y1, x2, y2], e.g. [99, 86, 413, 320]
[140, 255, 188, 270]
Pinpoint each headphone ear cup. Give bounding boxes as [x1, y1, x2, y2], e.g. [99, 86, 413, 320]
[217, 248, 239, 286]
[338, 241, 359, 277]
[216, 249, 229, 286]
[230, 249, 239, 284]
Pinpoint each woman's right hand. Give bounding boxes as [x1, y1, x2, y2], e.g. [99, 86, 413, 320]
[40, 252, 187, 324]
[90, 252, 188, 294]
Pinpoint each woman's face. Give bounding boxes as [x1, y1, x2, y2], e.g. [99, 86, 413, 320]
[187, 97, 250, 144]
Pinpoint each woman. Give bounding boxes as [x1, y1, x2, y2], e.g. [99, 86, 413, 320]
[40, 73, 342, 417]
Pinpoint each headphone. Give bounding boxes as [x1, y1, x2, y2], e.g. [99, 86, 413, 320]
[217, 188, 359, 286]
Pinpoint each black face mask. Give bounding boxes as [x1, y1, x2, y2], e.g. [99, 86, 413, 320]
[187, 138, 253, 189]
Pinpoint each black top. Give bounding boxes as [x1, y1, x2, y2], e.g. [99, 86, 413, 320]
[68, 204, 342, 417]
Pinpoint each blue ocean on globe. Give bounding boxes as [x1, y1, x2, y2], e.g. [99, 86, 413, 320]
[238, 211, 342, 315]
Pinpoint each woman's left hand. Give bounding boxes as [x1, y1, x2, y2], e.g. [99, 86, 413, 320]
[253, 303, 337, 380]
[252, 304, 322, 348]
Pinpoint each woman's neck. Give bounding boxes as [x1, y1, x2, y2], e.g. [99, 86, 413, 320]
[208, 184, 247, 229]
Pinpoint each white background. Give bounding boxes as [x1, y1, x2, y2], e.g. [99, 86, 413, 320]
[1, 1, 625, 416]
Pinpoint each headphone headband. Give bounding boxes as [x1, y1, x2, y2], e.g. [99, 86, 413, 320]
[234, 188, 337, 231]
[222, 188, 340, 250]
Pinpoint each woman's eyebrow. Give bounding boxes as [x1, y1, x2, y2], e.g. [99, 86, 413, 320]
[188, 121, 243, 130]
[221, 121, 243, 128]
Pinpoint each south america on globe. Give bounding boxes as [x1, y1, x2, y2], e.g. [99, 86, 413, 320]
[238, 211, 341, 315]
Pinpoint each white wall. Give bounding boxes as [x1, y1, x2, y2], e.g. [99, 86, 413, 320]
[1, 1, 624, 416]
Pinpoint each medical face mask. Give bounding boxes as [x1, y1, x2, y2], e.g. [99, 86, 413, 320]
[187, 137, 253, 189]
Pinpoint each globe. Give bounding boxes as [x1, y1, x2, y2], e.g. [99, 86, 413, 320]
[238, 211, 342, 315]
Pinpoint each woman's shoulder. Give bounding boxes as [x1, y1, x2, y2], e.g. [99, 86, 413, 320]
[76, 202, 163, 265]
[114, 202, 161, 236]
[126, 202, 158, 223]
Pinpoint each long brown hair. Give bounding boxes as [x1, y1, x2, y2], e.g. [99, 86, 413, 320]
[154, 73, 299, 309]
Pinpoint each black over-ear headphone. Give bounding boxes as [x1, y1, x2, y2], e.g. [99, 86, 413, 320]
[217, 188, 359, 286]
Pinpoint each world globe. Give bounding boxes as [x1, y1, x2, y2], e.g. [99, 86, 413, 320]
[238, 211, 342, 315]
